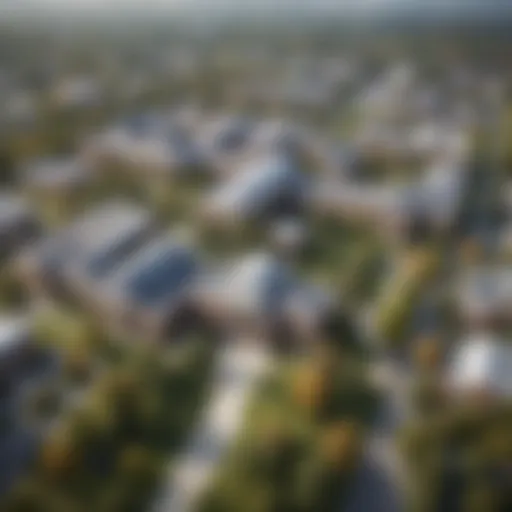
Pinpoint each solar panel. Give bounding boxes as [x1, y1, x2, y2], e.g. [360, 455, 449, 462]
[126, 249, 197, 306]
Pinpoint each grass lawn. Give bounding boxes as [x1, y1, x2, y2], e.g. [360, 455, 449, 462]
[198, 350, 380, 512]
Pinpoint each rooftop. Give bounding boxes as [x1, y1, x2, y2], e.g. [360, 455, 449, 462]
[106, 235, 199, 308]
[449, 333, 512, 397]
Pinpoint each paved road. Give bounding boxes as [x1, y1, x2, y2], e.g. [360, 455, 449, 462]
[152, 340, 272, 512]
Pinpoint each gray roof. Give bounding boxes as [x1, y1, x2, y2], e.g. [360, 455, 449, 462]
[209, 252, 296, 316]
[99, 114, 204, 172]
[207, 153, 305, 218]
[104, 235, 199, 309]
[22, 156, 89, 189]
[36, 201, 151, 278]
[199, 115, 254, 153]
[458, 267, 512, 319]
[0, 193, 32, 233]
[413, 161, 465, 226]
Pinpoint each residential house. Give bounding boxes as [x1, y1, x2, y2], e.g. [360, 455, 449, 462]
[0, 193, 40, 262]
[201, 153, 307, 227]
[357, 63, 416, 123]
[0, 315, 50, 495]
[320, 142, 366, 182]
[196, 114, 256, 177]
[312, 179, 415, 232]
[251, 119, 315, 163]
[94, 234, 201, 342]
[268, 217, 309, 257]
[312, 157, 466, 240]
[84, 113, 207, 180]
[21, 156, 93, 223]
[193, 252, 338, 347]
[447, 333, 512, 400]
[16, 201, 154, 302]
[457, 267, 512, 328]
[21, 155, 91, 196]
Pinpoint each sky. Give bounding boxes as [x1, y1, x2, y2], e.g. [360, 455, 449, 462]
[2, 0, 512, 20]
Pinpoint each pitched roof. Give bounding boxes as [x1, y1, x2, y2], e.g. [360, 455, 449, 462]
[214, 252, 296, 316]
[35, 201, 151, 277]
[207, 153, 305, 217]
[105, 235, 199, 308]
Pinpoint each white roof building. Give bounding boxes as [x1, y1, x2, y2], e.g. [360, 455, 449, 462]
[209, 252, 295, 318]
[448, 333, 512, 398]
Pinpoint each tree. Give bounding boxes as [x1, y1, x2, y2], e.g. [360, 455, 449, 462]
[63, 345, 94, 386]
[116, 445, 160, 506]
[4, 478, 55, 512]
[250, 418, 302, 487]
[40, 426, 81, 481]
[318, 421, 363, 474]
[375, 246, 441, 347]
[291, 363, 330, 418]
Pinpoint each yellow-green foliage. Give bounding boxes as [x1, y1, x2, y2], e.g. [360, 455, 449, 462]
[198, 353, 378, 512]
[375, 247, 441, 346]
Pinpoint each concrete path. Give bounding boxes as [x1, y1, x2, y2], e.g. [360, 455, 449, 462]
[152, 340, 272, 512]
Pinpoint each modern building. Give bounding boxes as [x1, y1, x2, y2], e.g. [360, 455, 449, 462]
[95, 234, 200, 342]
[193, 252, 337, 347]
[202, 153, 307, 226]
[17, 201, 154, 301]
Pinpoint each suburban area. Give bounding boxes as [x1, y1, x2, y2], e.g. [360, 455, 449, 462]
[1, 3, 512, 512]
